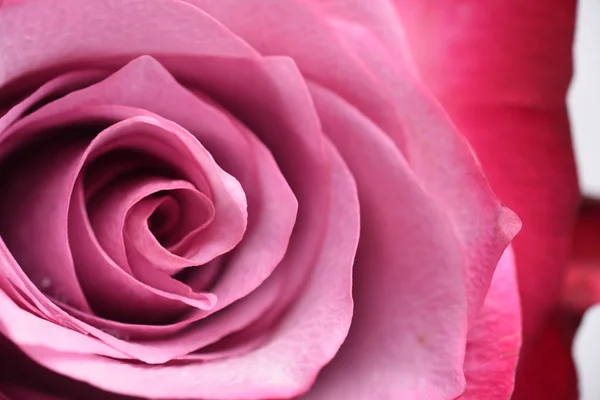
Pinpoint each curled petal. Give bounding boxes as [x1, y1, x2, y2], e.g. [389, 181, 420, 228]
[3, 141, 359, 399]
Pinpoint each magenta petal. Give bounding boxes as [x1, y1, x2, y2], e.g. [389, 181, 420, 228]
[564, 200, 600, 315]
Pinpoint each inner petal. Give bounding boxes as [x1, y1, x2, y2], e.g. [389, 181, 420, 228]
[148, 195, 180, 246]
[123, 189, 215, 277]
[146, 189, 215, 255]
[70, 180, 216, 324]
[86, 174, 214, 275]
[73, 116, 248, 323]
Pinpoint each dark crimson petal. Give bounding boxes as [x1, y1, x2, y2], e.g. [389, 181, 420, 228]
[564, 199, 600, 317]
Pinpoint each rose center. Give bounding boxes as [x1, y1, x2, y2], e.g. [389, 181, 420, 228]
[143, 188, 214, 254]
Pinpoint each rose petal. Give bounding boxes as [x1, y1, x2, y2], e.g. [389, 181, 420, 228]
[0, 103, 247, 326]
[125, 189, 215, 269]
[0, 277, 124, 360]
[564, 199, 600, 315]
[0, 108, 250, 362]
[460, 247, 521, 399]
[302, 84, 517, 398]
[0, 69, 106, 133]
[0, 335, 135, 400]
[0, 135, 93, 313]
[393, 1, 580, 398]
[1, 56, 300, 350]
[0, 0, 256, 88]
[76, 175, 219, 323]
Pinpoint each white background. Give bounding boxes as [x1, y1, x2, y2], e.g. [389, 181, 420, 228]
[568, 0, 600, 398]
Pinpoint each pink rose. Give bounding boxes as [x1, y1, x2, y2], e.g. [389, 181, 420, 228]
[0, 1, 520, 399]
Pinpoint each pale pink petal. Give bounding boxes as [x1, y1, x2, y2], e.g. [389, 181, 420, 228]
[323, 21, 520, 323]
[460, 247, 521, 399]
[0, 0, 255, 88]
[302, 84, 516, 398]
[0, 280, 124, 360]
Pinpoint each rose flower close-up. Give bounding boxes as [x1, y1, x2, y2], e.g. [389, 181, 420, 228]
[0, 1, 585, 399]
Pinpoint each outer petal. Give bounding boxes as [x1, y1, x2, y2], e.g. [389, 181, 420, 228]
[460, 247, 521, 399]
[0, 335, 134, 399]
[393, 1, 580, 398]
[300, 82, 518, 399]
[0, 0, 255, 88]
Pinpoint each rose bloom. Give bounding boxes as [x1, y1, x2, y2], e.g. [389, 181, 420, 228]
[0, 1, 580, 399]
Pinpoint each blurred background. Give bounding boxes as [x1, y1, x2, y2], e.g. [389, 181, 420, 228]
[568, 0, 600, 398]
